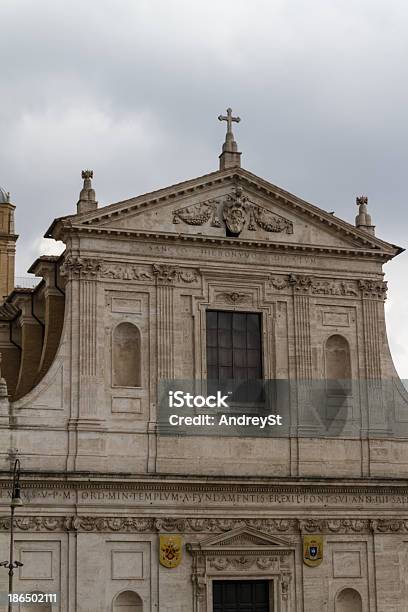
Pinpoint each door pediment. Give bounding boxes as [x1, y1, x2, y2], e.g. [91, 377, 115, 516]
[188, 525, 293, 552]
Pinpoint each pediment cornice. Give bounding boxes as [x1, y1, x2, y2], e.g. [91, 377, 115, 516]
[45, 167, 402, 259]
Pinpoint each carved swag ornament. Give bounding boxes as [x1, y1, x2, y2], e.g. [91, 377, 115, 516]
[216, 291, 251, 304]
[173, 199, 221, 227]
[1, 515, 406, 534]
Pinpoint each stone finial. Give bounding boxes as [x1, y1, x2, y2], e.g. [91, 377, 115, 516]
[218, 107, 242, 170]
[356, 195, 368, 206]
[355, 195, 375, 235]
[82, 170, 93, 180]
[77, 169, 98, 214]
[0, 353, 8, 398]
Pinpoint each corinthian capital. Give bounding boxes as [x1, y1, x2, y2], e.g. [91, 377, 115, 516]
[60, 255, 101, 279]
[358, 279, 387, 300]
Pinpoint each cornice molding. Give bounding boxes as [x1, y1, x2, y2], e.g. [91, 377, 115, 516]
[59, 226, 393, 261]
[1, 479, 408, 496]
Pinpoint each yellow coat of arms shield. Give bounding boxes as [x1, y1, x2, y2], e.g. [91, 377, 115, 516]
[303, 535, 324, 567]
[159, 535, 182, 568]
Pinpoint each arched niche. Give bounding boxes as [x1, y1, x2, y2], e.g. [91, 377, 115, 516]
[335, 587, 362, 612]
[113, 590, 143, 611]
[112, 322, 141, 387]
[325, 334, 352, 395]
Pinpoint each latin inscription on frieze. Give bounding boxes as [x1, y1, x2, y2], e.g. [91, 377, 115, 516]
[1, 487, 408, 508]
[129, 242, 318, 266]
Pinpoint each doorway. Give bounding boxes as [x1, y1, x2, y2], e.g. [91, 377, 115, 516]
[213, 580, 270, 611]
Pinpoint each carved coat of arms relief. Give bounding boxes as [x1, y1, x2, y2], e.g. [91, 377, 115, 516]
[172, 186, 293, 237]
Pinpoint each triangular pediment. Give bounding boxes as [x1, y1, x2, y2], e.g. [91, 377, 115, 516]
[196, 526, 291, 549]
[49, 167, 401, 258]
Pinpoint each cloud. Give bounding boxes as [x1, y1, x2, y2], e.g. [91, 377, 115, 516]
[1, 0, 408, 374]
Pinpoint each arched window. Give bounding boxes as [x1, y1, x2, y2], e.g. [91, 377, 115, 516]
[335, 588, 362, 612]
[113, 590, 143, 611]
[325, 334, 352, 395]
[113, 323, 141, 387]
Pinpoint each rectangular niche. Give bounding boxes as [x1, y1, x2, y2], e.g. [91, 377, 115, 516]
[111, 550, 144, 579]
[112, 396, 142, 413]
[322, 311, 350, 327]
[20, 550, 53, 580]
[333, 550, 362, 578]
[111, 297, 143, 314]
[107, 541, 150, 582]
[16, 541, 60, 584]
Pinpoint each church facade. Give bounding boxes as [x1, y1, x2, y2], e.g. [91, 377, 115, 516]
[1, 112, 408, 611]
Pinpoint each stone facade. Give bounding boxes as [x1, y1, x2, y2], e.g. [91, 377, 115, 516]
[0, 124, 408, 611]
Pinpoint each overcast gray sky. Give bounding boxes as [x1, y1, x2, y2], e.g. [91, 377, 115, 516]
[1, 0, 408, 376]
